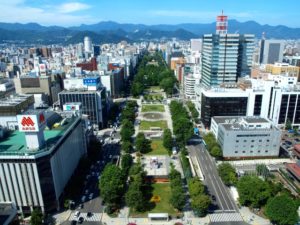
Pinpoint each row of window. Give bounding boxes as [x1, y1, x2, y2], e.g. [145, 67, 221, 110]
[236, 139, 270, 143]
[234, 150, 269, 154]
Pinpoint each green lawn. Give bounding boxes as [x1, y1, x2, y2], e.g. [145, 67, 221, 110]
[139, 120, 168, 130]
[130, 183, 177, 217]
[146, 86, 161, 92]
[142, 105, 165, 112]
[146, 139, 169, 155]
[143, 93, 163, 101]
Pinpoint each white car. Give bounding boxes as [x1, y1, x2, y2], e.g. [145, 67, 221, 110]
[74, 211, 80, 217]
[85, 189, 89, 194]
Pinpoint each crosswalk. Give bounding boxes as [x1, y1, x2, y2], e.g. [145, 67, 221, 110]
[210, 212, 243, 222]
[69, 212, 102, 222]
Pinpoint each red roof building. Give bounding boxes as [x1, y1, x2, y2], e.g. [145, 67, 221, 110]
[286, 163, 300, 181]
[293, 144, 300, 158]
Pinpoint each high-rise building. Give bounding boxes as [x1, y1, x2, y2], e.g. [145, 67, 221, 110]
[201, 34, 254, 88]
[84, 36, 92, 53]
[259, 39, 285, 64]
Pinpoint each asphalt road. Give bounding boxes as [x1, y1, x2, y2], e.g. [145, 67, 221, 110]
[63, 131, 121, 225]
[188, 141, 237, 212]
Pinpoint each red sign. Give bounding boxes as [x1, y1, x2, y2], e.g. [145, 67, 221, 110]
[21, 117, 35, 127]
[39, 114, 45, 123]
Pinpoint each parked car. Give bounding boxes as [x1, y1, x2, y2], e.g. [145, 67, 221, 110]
[74, 211, 80, 218]
[78, 217, 84, 224]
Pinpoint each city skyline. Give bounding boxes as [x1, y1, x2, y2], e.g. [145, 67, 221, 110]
[1, 0, 300, 27]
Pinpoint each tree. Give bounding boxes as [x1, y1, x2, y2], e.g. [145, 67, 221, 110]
[120, 119, 134, 142]
[30, 208, 43, 225]
[191, 194, 211, 217]
[121, 154, 133, 175]
[121, 141, 132, 153]
[163, 128, 173, 152]
[217, 163, 237, 186]
[256, 164, 270, 179]
[285, 119, 292, 130]
[211, 145, 222, 159]
[135, 132, 151, 153]
[99, 164, 125, 207]
[125, 179, 145, 212]
[265, 194, 299, 225]
[188, 178, 205, 198]
[237, 176, 271, 208]
[131, 82, 144, 97]
[170, 186, 185, 211]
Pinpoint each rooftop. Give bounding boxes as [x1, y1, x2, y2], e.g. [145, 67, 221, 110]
[286, 163, 300, 179]
[0, 116, 78, 157]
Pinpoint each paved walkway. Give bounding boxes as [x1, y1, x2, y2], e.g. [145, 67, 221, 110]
[239, 207, 270, 225]
[52, 209, 72, 225]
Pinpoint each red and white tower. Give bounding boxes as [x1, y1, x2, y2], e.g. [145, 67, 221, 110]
[216, 10, 228, 34]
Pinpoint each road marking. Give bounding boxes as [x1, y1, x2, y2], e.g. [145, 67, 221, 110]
[209, 212, 243, 222]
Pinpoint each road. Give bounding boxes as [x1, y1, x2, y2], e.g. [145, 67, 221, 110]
[62, 130, 121, 225]
[188, 141, 237, 212]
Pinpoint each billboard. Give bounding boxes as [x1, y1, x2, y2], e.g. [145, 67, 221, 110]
[17, 112, 45, 132]
[83, 77, 100, 86]
[63, 103, 81, 111]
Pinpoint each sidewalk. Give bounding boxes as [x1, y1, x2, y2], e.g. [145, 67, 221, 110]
[239, 207, 270, 225]
[52, 209, 72, 225]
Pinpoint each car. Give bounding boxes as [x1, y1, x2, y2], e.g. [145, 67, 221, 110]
[85, 189, 89, 194]
[78, 217, 84, 224]
[89, 193, 93, 200]
[74, 211, 80, 218]
[81, 196, 86, 203]
[71, 220, 77, 225]
[79, 204, 83, 209]
[87, 212, 93, 217]
[211, 195, 216, 201]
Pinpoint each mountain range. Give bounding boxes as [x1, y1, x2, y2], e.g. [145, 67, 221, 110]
[0, 20, 299, 45]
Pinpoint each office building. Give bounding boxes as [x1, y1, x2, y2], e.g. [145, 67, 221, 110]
[76, 57, 97, 71]
[14, 75, 61, 106]
[0, 202, 18, 225]
[211, 116, 281, 159]
[0, 110, 87, 214]
[196, 76, 300, 128]
[84, 36, 92, 53]
[201, 34, 254, 88]
[59, 77, 108, 129]
[259, 39, 284, 64]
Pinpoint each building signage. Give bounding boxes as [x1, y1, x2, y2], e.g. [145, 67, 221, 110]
[83, 77, 100, 86]
[17, 112, 46, 132]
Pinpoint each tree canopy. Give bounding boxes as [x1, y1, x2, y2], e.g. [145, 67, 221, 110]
[30, 209, 43, 225]
[163, 128, 173, 153]
[217, 163, 237, 186]
[135, 132, 151, 154]
[237, 175, 271, 208]
[265, 194, 299, 225]
[99, 164, 125, 207]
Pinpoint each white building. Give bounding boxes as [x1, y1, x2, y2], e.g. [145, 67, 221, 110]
[0, 110, 87, 214]
[260, 39, 285, 64]
[211, 116, 281, 159]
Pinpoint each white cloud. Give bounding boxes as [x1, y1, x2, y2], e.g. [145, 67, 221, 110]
[58, 2, 91, 14]
[0, 0, 95, 26]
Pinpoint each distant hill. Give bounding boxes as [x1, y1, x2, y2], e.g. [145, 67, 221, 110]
[0, 20, 299, 44]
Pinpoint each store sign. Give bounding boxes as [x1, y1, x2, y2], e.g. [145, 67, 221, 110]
[17, 112, 45, 132]
[17, 115, 39, 132]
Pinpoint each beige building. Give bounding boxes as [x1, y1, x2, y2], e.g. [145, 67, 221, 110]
[14, 75, 61, 106]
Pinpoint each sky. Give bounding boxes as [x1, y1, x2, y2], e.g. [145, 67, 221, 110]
[0, 0, 299, 27]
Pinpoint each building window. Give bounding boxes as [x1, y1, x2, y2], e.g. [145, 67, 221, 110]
[251, 140, 254, 142]
[244, 140, 247, 142]
[250, 151, 253, 153]
[235, 151, 238, 153]
[236, 140, 239, 143]
[265, 150, 269, 153]
[242, 151, 246, 153]
[251, 145, 254, 148]
[258, 150, 261, 153]
[267, 140, 270, 142]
